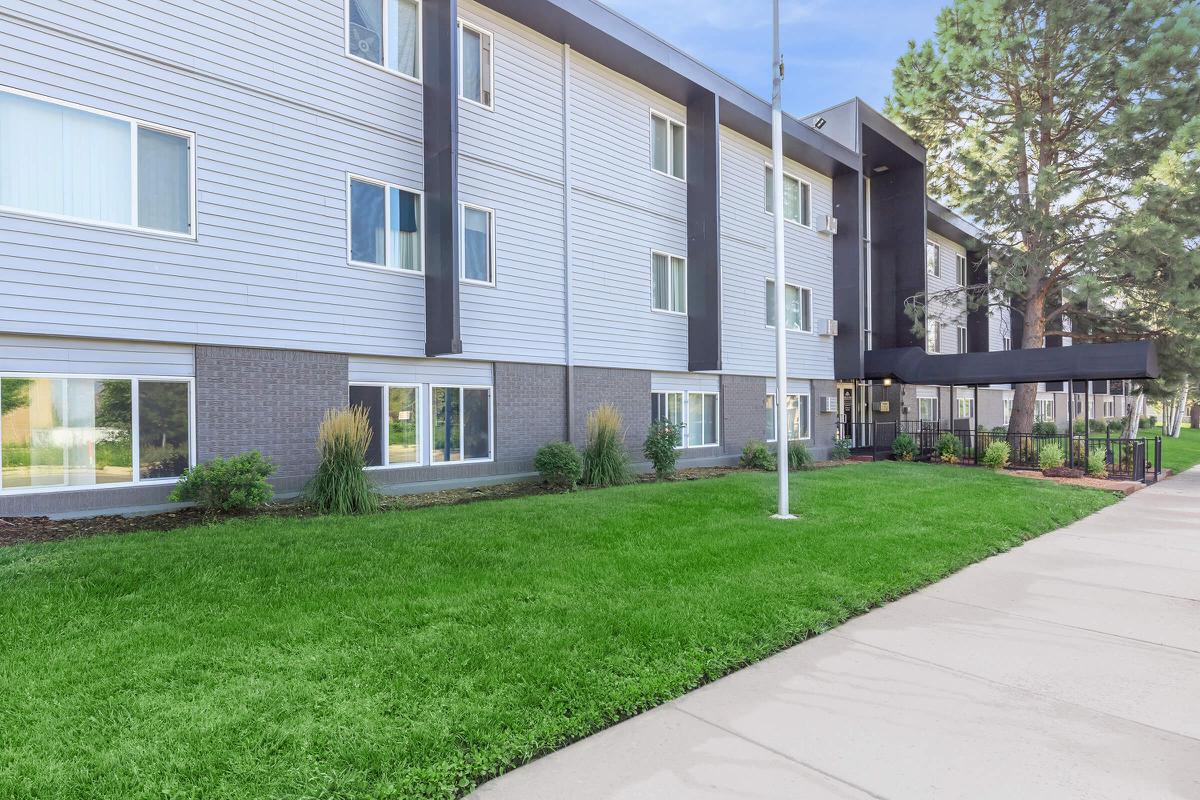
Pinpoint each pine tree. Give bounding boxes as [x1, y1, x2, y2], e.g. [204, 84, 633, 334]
[886, 0, 1200, 434]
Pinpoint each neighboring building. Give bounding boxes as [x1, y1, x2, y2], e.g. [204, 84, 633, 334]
[0, 0, 1138, 516]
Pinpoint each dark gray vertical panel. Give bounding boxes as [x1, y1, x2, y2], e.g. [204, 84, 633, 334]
[349, 385, 384, 466]
[832, 167, 863, 378]
[1009, 304, 1025, 350]
[965, 248, 989, 352]
[891, 162, 927, 350]
[424, 0, 463, 356]
[686, 91, 721, 372]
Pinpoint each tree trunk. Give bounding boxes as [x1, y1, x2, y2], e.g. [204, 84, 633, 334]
[1123, 392, 1144, 439]
[1169, 379, 1191, 438]
[1007, 292, 1048, 435]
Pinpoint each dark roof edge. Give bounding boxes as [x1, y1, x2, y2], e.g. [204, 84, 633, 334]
[926, 197, 986, 249]
[865, 341, 1160, 385]
[854, 100, 925, 163]
[476, 0, 860, 176]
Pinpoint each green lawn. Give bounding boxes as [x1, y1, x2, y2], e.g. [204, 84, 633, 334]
[1144, 425, 1200, 474]
[0, 464, 1116, 800]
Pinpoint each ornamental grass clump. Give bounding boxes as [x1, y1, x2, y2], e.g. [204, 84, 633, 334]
[581, 404, 633, 487]
[307, 406, 379, 515]
[787, 441, 814, 471]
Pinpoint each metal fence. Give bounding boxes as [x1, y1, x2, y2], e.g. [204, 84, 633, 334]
[868, 421, 1161, 484]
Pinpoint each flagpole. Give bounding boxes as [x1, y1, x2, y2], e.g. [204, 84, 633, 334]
[771, 0, 795, 520]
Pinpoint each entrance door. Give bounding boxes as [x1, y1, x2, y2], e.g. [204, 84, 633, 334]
[837, 383, 856, 446]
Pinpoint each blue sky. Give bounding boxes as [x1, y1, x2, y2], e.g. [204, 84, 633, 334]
[602, 0, 946, 116]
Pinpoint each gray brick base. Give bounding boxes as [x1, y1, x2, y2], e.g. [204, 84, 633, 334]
[572, 366, 651, 453]
[721, 374, 768, 457]
[196, 345, 349, 493]
[810, 379, 837, 460]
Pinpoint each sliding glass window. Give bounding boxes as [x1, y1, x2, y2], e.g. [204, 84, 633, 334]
[432, 386, 491, 464]
[0, 89, 193, 235]
[0, 376, 191, 492]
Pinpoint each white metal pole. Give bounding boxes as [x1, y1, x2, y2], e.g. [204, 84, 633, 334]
[771, 0, 794, 520]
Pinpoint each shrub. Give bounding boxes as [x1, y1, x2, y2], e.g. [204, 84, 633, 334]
[934, 432, 963, 464]
[1071, 419, 1087, 435]
[1038, 442, 1066, 471]
[981, 440, 1011, 471]
[990, 425, 1008, 434]
[1032, 421, 1058, 436]
[739, 439, 776, 470]
[831, 436, 852, 461]
[787, 441, 814, 471]
[1086, 447, 1108, 478]
[534, 441, 583, 490]
[1107, 420, 1125, 435]
[307, 406, 379, 515]
[892, 433, 917, 461]
[643, 420, 682, 480]
[170, 451, 275, 512]
[581, 404, 633, 487]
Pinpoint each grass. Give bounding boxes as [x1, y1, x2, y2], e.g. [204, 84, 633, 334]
[1143, 424, 1200, 474]
[0, 463, 1116, 800]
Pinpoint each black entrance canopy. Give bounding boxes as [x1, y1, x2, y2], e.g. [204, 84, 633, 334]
[864, 340, 1159, 386]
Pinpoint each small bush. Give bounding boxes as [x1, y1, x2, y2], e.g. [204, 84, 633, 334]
[643, 420, 682, 480]
[739, 439, 776, 470]
[581, 404, 633, 487]
[1032, 421, 1058, 436]
[981, 440, 1011, 471]
[892, 433, 917, 461]
[831, 436, 852, 461]
[534, 441, 583, 490]
[170, 451, 275, 512]
[1107, 420, 1125, 435]
[1086, 447, 1108, 478]
[1071, 419, 1087, 435]
[934, 432, 963, 464]
[990, 425, 1008, 434]
[1038, 442, 1066, 471]
[307, 406, 379, 515]
[787, 441, 814, 471]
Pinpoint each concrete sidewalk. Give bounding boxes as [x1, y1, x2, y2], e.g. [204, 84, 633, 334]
[472, 468, 1200, 800]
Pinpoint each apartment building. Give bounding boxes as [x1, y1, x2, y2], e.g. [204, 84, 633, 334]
[0, 1, 1147, 517]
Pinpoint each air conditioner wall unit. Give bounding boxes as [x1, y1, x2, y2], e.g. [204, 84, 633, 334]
[821, 319, 839, 337]
[820, 214, 838, 235]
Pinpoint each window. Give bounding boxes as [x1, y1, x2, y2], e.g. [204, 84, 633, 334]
[1103, 399, 1114, 418]
[0, 88, 193, 235]
[956, 397, 974, 419]
[651, 391, 685, 429]
[650, 112, 685, 180]
[432, 386, 492, 463]
[926, 241, 941, 276]
[461, 204, 494, 284]
[1003, 398, 1012, 424]
[1002, 335, 1012, 351]
[957, 326, 968, 354]
[347, 0, 420, 79]
[651, 251, 687, 313]
[918, 397, 938, 423]
[687, 392, 719, 447]
[927, 320, 940, 354]
[765, 280, 813, 332]
[349, 176, 422, 271]
[955, 253, 967, 286]
[459, 20, 494, 108]
[764, 167, 811, 226]
[766, 392, 810, 441]
[0, 375, 191, 492]
[1036, 399, 1055, 422]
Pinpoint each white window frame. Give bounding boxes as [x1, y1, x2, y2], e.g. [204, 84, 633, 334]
[346, 174, 425, 274]
[460, 202, 496, 286]
[764, 279, 814, 333]
[344, 0, 423, 83]
[926, 319, 941, 354]
[1003, 397, 1013, 424]
[651, 390, 687, 449]
[926, 240, 941, 277]
[956, 325, 968, 354]
[763, 164, 813, 228]
[458, 18, 495, 110]
[429, 384, 495, 465]
[0, 373, 196, 495]
[765, 391, 812, 442]
[649, 110, 686, 181]
[1002, 335, 1012, 351]
[0, 86, 196, 240]
[685, 391, 720, 448]
[955, 252, 967, 286]
[1036, 398, 1055, 422]
[354, 382, 425, 470]
[918, 396, 939, 423]
[650, 250, 687, 315]
[956, 396, 974, 420]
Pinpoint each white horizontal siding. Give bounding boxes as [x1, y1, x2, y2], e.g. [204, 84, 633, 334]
[925, 230, 968, 353]
[0, 335, 194, 377]
[348, 357, 493, 386]
[651, 372, 720, 393]
[719, 129, 835, 379]
[766, 378, 814, 396]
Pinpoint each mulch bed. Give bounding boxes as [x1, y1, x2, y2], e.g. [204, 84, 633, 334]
[2, 463, 855, 549]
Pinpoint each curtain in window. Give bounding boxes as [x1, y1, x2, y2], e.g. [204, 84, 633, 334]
[651, 253, 669, 310]
[462, 27, 483, 102]
[764, 395, 776, 441]
[785, 285, 802, 329]
[652, 115, 669, 172]
[799, 181, 811, 226]
[671, 122, 685, 178]
[350, 180, 385, 265]
[349, 0, 384, 64]
[388, 0, 419, 77]
[464, 207, 490, 281]
[137, 127, 189, 233]
[670, 257, 686, 312]
[688, 394, 705, 447]
[389, 188, 421, 271]
[783, 175, 800, 222]
[764, 167, 774, 212]
[0, 92, 131, 225]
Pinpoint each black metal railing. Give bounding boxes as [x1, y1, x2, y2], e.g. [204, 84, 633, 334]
[835, 421, 875, 451]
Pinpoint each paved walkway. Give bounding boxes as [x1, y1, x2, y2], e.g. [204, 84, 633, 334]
[473, 468, 1200, 800]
